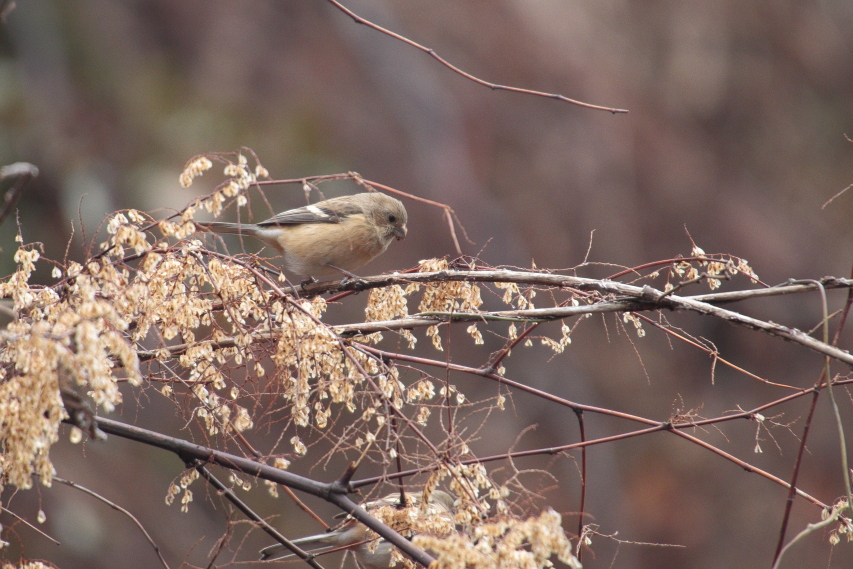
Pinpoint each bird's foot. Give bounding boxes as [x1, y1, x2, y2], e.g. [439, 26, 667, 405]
[340, 275, 369, 290]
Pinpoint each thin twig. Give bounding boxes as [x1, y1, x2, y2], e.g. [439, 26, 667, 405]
[324, 0, 628, 114]
[575, 409, 587, 562]
[282, 486, 330, 530]
[0, 505, 60, 545]
[92, 417, 437, 568]
[53, 477, 171, 569]
[637, 314, 800, 390]
[821, 182, 853, 210]
[193, 464, 323, 569]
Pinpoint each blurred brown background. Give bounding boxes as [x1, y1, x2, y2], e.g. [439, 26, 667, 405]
[1, 1, 853, 568]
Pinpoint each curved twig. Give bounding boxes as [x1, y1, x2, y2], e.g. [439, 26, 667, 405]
[54, 477, 171, 569]
[324, 0, 628, 114]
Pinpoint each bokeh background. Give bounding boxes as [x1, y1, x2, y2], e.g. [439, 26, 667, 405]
[1, 1, 853, 568]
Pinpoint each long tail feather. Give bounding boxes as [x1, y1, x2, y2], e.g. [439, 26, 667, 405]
[196, 221, 258, 235]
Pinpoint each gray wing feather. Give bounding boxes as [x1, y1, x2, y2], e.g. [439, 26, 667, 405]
[257, 202, 361, 226]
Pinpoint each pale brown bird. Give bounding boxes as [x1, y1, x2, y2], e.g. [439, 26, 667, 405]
[259, 490, 455, 569]
[196, 192, 407, 278]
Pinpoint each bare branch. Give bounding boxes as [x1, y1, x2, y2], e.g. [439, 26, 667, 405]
[324, 0, 628, 114]
[54, 477, 171, 569]
[0, 505, 60, 546]
[133, 270, 853, 369]
[193, 464, 324, 569]
[92, 417, 437, 569]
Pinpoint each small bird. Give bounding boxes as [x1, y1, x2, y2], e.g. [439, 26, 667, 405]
[196, 192, 407, 279]
[259, 490, 456, 568]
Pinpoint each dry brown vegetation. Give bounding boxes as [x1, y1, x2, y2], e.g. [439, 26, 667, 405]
[0, 151, 852, 569]
[1, 2, 852, 568]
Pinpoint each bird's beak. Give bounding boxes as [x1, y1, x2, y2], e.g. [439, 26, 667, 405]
[393, 226, 407, 240]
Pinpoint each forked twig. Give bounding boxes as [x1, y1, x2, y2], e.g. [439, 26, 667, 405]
[193, 464, 323, 569]
[91, 417, 437, 568]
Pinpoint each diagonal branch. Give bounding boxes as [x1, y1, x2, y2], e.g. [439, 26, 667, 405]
[296, 270, 853, 366]
[355, 345, 851, 510]
[54, 476, 171, 569]
[324, 0, 628, 114]
[92, 416, 436, 568]
[193, 464, 324, 569]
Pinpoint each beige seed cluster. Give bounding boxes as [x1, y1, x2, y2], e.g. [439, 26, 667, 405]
[407, 259, 483, 351]
[414, 509, 581, 569]
[364, 284, 416, 348]
[0, 245, 141, 491]
[2, 562, 56, 569]
[0, 153, 608, 569]
[671, 246, 758, 291]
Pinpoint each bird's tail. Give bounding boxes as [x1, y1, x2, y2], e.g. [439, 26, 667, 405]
[259, 533, 341, 561]
[195, 221, 258, 235]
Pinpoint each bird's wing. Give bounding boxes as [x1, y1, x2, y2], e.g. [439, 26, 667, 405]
[257, 200, 363, 226]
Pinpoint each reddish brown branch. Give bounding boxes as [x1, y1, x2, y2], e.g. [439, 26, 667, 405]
[357, 345, 850, 509]
[324, 0, 628, 114]
[773, 268, 853, 564]
[772, 378, 823, 564]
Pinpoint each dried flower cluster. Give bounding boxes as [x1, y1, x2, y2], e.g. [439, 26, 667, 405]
[414, 509, 582, 569]
[669, 246, 758, 291]
[351, 487, 583, 569]
[0, 244, 141, 492]
[0, 153, 272, 496]
[2, 563, 56, 569]
[407, 258, 484, 350]
[822, 498, 853, 546]
[364, 284, 416, 348]
[1, 152, 774, 568]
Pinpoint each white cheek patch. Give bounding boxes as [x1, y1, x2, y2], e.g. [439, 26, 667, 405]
[306, 205, 330, 218]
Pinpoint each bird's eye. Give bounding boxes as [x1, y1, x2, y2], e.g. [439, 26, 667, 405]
[388, 215, 397, 223]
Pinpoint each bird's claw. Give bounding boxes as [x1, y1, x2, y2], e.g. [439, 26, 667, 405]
[341, 276, 369, 290]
